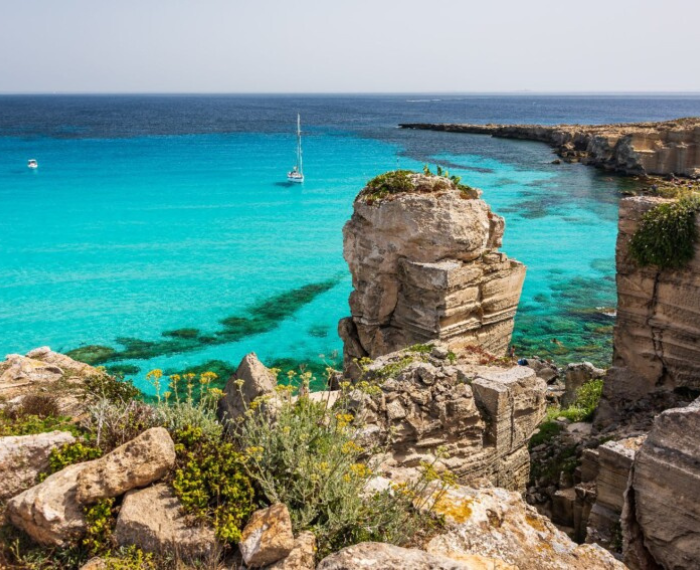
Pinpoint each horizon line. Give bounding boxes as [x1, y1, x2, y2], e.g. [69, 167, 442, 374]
[2, 90, 700, 97]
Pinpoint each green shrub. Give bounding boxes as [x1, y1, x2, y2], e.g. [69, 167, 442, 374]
[41, 441, 103, 480]
[629, 194, 700, 269]
[529, 421, 563, 448]
[171, 426, 255, 544]
[237, 388, 446, 559]
[82, 498, 116, 554]
[360, 170, 415, 202]
[0, 411, 81, 437]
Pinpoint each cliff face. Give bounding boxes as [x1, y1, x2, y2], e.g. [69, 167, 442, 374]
[339, 174, 525, 373]
[401, 118, 700, 177]
[603, 196, 700, 409]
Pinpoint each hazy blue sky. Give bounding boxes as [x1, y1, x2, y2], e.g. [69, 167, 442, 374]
[2, 0, 699, 93]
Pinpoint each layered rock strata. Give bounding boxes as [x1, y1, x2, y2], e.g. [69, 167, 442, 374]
[601, 196, 700, 417]
[622, 398, 700, 569]
[401, 118, 700, 177]
[339, 174, 525, 374]
[351, 347, 547, 491]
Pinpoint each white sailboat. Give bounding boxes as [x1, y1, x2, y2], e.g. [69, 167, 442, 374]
[287, 114, 304, 183]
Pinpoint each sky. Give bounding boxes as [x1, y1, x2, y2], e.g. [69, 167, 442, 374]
[1, 0, 699, 94]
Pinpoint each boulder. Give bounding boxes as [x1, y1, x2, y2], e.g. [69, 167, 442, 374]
[239, 503, 295, 567]
[114, 483, 218, 559]
[316, 542, 505, 570]
[79, 559, 106, 570]
[622, 399, 700, 569]
[7, 463, 87, 546]
[76, 427, 175, 503]
[218, 353, 278, 424]
[0, 430, 76, 500]
[267, 531, 316, 570]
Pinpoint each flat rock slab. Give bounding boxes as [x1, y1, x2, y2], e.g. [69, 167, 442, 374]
[0, 430, 75, 500]
[76, 427, 175, 503]
[239, 503, 295, 567]
[114, 483, 218, 559]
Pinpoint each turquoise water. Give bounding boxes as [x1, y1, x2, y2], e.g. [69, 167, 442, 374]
[2, 95, 699, 393]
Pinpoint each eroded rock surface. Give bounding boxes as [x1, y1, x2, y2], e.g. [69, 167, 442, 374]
[599, 197, 700, 425]
[239, 503, 295, 567]
[356, 347, 546, 491]
[340, 174, 525, 373]
[316, 542, 495, 570]
[427, 485, 626, 570]
[267, 531, 317, 570]
[622, 399, 700, 569]
[0, 430, 76, 500]
[114, 483, 218, 559]
[76, 427, 176, 503]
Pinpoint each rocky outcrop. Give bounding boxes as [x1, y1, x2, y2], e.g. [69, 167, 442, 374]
[401, 118, 700, 177]
[0, 347, 107, 418]
[586, 436, 646, 551]
[600, 196, 700, 420]
[218, 352, 278, 425]
[339, 173, 525, 374]
[562, 362, 605, 407]
[0, 431, 76, 500]
[622, 399, 700, 569]
[76, 427, 175, 503]
[354, 347, 546, 491]
[114, 483, 218, 559]
[425, 485, 626, 570]
[239, 503, 295, 567]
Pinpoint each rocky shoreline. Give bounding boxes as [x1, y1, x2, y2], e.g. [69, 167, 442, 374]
[400, 118, 700, 177]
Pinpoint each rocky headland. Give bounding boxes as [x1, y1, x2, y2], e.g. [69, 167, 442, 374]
[401, 118, 700, 177]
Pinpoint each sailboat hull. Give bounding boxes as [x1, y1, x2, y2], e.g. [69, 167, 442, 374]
[287, 173, 304, 183]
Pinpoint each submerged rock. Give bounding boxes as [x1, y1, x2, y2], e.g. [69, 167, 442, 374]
[0, 430, 76, 500]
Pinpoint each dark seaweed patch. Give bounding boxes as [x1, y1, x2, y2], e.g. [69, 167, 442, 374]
[67, 278, 341, 366]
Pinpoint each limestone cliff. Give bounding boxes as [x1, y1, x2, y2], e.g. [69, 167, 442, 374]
[602, 196, 700, 413]
[401, 118, 700, 177]
[339, 173, 525, 373]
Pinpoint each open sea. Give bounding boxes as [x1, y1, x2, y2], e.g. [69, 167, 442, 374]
[2, 94, 700, 393]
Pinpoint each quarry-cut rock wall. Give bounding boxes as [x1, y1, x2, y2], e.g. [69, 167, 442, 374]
[401, 118, 700, 177]
[602, 196, 700, 412]
[339, 174, 525, 374]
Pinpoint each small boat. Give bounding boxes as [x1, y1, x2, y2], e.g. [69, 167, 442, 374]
[27, 159, 38, 169]
[287, 114, 304, 183]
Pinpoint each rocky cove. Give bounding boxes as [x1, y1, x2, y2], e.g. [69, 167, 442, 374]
[1, 167, 700, 569]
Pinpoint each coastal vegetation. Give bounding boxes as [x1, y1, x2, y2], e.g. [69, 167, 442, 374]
[630, 193, 700, 269]
[0, 363, 448, 569]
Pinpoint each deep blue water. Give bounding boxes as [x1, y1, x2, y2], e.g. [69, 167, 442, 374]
[2, 94, 700, 392]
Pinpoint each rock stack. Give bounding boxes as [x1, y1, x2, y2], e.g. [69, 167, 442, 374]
[339, 173, 525, 375]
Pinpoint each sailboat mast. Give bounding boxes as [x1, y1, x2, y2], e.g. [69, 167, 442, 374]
[297, 114, 303, 175]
